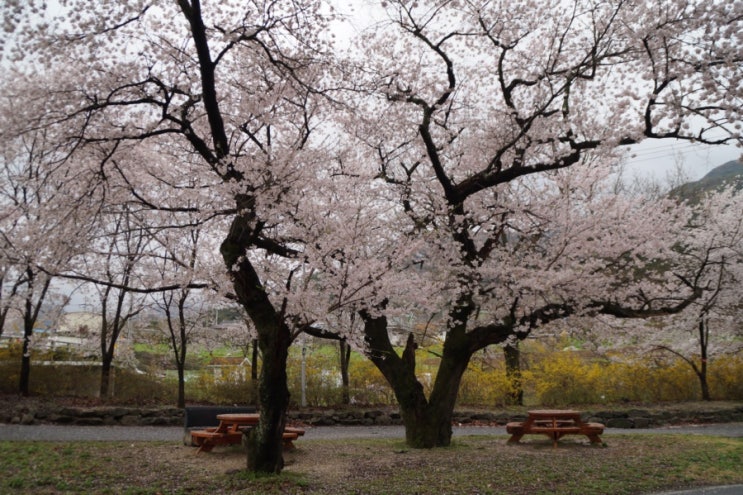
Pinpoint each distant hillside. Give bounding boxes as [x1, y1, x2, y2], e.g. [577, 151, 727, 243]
[670, 159, 743, 202]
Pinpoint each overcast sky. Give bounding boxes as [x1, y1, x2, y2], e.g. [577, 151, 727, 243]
[624, 140, 741, 185]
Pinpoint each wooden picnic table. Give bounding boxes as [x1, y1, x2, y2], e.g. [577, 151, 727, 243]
[190, 413, 304, 453]
[506, 409, 604, 447]
[216, 413, 261, 429]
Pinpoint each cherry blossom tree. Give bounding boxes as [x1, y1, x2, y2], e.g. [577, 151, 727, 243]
[334, 0, 743, 447]
[70, 203, 151, 398]
[0, 100, 96, 394]
[3, 0, 340, 473]
[150, 219, 219, 408]
[4, 0, 742, 469]
[154, 285, 205, 409]
[648, 186, 743, 400]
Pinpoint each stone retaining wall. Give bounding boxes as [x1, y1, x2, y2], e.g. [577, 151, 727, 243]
[2, 405, 184, 426]
[3, 403, 742, 428]
[289, 406, 743, 428]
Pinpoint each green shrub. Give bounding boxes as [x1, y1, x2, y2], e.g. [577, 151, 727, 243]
[186, 366, 256, 405]
[3, 336, 741, 407]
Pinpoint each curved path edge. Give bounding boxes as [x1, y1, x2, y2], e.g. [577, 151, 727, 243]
[1, 422, 743, 442]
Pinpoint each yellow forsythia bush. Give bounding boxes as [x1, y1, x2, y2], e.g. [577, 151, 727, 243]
[710, 355, 743, 399]
[348, 357, 397, 405]
[3, 338, 740, 406]
[458, 361, 522, 406]
[455, 340, 743, 407]
[529, 351, 606, 406]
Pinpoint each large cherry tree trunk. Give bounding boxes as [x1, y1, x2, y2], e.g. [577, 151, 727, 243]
[361, 311, 474, 448]
[221, 211, 292, 474]
[246, 319, 291, 472]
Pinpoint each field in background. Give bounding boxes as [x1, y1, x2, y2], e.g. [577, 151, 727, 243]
[1, 337, 741, 407]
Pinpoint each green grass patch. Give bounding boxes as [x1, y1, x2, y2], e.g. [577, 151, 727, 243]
[1, 435, 741, 494]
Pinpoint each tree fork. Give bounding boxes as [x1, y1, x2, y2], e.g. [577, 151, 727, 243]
[361, 310, 474, 448]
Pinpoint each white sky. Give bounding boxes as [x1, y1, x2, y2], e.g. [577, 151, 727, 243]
[624, 140, 741, 185]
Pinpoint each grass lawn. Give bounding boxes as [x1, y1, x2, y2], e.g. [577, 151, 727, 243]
[1, 434, 742, 494]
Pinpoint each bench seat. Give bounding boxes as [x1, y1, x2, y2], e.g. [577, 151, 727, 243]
[529, 426, 582, 434]
[190, 430, 243, 453]
[506, 421, 524, 433]
[506, 419, 604, 447]
[191, 425, 306, 452]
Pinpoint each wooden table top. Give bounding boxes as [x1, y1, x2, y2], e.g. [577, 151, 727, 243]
[216, 413, 260, 423]
[528, 409, 580, 414]
[527, 410, 581, 418]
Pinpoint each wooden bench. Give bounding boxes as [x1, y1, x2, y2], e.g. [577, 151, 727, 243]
[183, 405, 257, 445]
[191, 428, 305, 453]
[282, 427, 306, 450]
[506, 410, 604, 447]
[190, 429, 244, 453]
[189, 413, 306, 453]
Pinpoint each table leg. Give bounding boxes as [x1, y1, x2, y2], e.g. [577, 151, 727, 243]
[585, 433, 602, 445]
[507, 433, 524, 444]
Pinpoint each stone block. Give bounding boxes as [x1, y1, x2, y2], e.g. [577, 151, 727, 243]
[119, 414, 141, 426]
[373, 415, 395, 426]
[308, 416, 335, 426]
[631, 417, 652, 428]
[626, 409, 650, 418]
[48, 414, 75, 424]
[606, 418, 634, 429]
[75, 417, 104, 426]
[59, 407, 85, 417]
[104, 408, 131, 419]
[102, 416, 118, 426]
[140, 416, 169, 426]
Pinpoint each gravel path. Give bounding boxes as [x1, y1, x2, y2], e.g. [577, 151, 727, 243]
[1, 422, 742, 442]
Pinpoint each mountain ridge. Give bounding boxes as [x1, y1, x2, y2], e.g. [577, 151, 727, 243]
[670, 159, 743, 201]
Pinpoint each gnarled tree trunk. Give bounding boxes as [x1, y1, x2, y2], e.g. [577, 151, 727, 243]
[361, 311, 473, 448]
[222, 214, 292, 474]
[245, 321, 291, 472]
